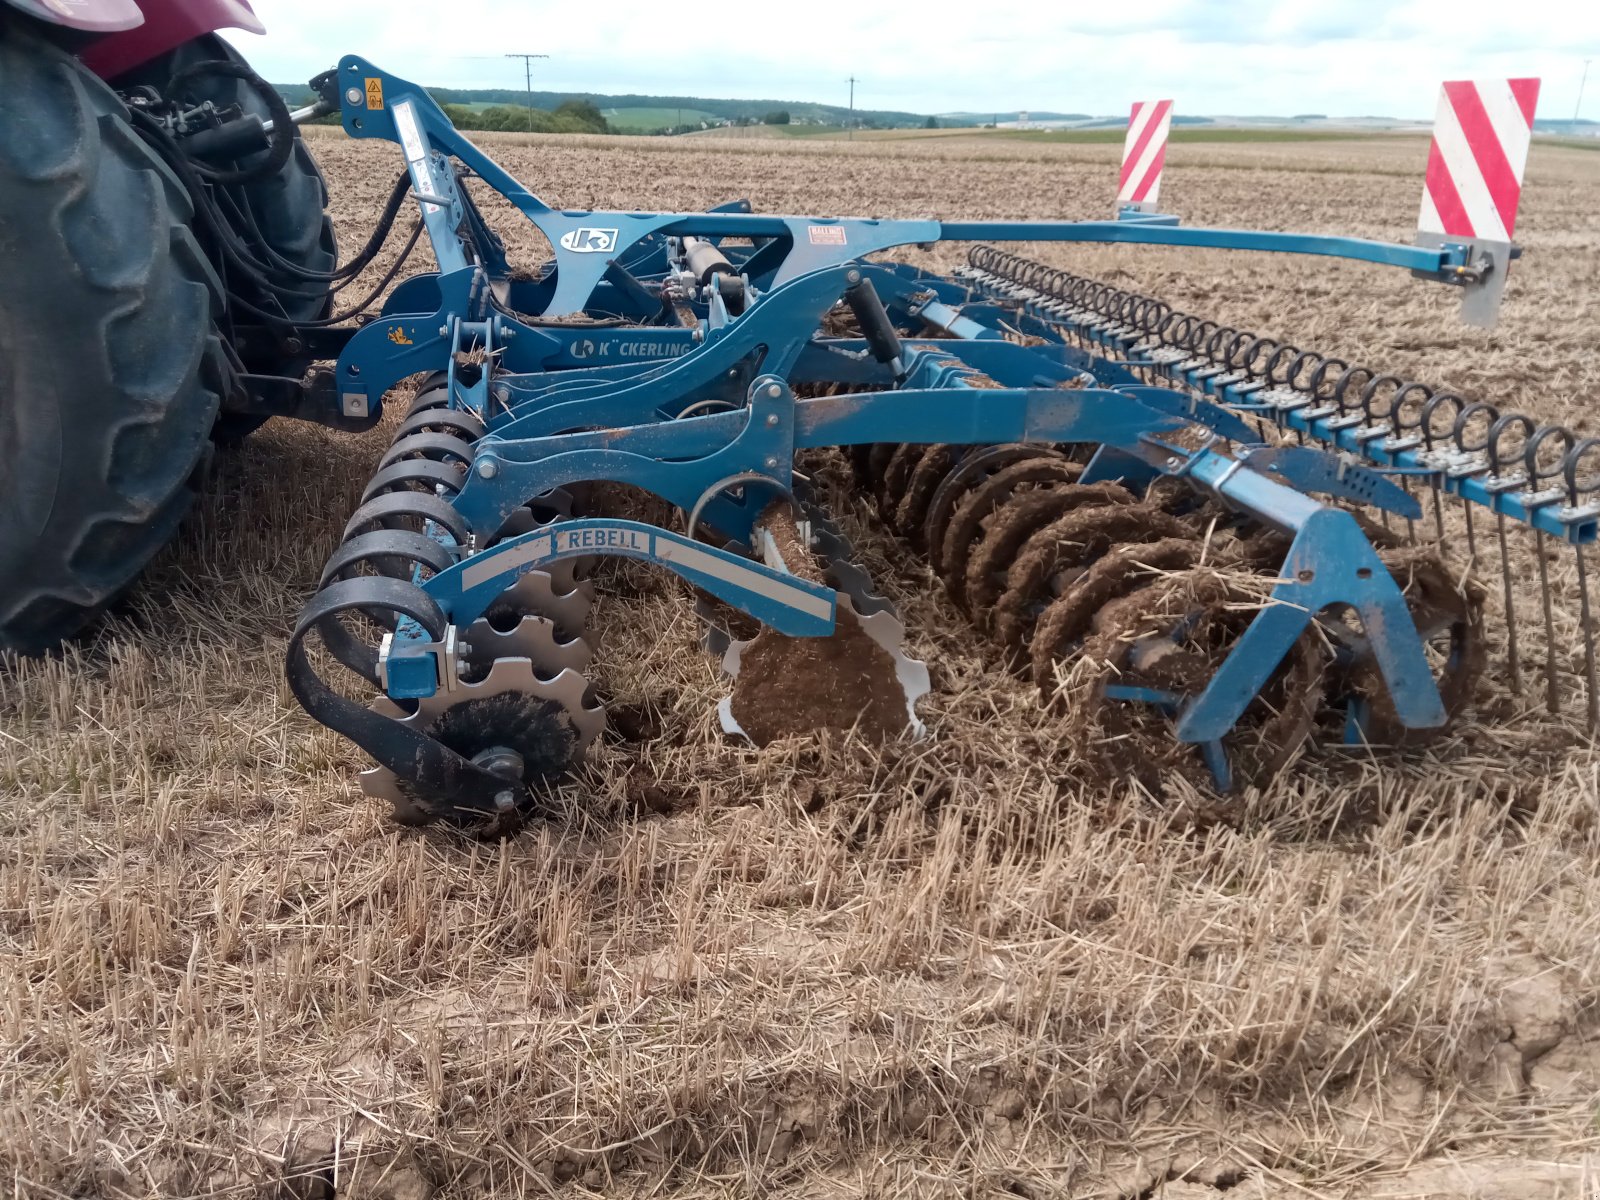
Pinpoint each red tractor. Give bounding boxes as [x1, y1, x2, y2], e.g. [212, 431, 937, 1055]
[0, 0, 336, 653]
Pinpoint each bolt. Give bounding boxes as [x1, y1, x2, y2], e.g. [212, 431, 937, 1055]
[494, 790, 516, 811]
[766, 414, 779, 427]
[1165, 456, 1183, 470]
[345, 87, 363, 106]
[847, 270, 862, 284]
[766, 383, 783, 398]
[477, 458, 499, 479]
[439, 325, 450, 338]
[765, 456, 781, 469]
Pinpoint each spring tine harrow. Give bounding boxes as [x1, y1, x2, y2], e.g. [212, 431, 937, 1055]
[280, 59, 1594, 831]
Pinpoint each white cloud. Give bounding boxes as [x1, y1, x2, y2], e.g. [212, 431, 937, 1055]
[225, 0, 1600, 119]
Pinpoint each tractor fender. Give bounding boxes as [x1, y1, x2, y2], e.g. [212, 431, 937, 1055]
[78, 0, 266, 78]
[1, 0, 142, 32]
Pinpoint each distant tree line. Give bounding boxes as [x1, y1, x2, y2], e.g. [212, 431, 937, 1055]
[275, 83, 969, 135]
[434, 97, 612, 134]
[274, 87, 612, 135]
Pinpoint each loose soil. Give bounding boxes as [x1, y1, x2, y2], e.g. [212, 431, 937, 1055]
[729, 506, 913, 745]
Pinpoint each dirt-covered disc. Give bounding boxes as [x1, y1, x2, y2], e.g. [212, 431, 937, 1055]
[727, 505, 915, 745]
[1065, 566, 1329, 793]
[1030, 535, 1205, 696]
[993, 505, 1193, 655]
[879, 444, 935, 531]
[921, 444, 1070, 574]
[867, 443, 901, 509]
[963, 481, 1135, 625]
[938, 457, 1089, 614]
[728, 613, 914, 745]
[893, 444, 957, 550]
[398, 691, 584, 836]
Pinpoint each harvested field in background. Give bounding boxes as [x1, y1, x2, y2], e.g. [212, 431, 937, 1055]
[2, 129, 1598, 1199]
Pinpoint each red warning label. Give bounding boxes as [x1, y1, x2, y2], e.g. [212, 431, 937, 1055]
[807, 225, 848, 245]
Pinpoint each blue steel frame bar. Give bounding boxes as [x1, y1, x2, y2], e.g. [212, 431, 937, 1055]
[334, 56, 1474, 327]
[959, 273, 1598, 546]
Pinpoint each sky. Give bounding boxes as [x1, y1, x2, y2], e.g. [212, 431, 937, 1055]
[225, 0, 1600, 120]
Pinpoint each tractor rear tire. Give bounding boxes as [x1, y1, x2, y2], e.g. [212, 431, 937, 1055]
[0, 21, 225, 655]
[118, 35, 338, 441]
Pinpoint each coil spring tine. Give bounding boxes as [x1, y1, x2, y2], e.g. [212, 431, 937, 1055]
[1384, 381, 1428, 544]
[1565, 438, 1600, 729]
[1574, 532, 1599, 732]
[1488, 410, 1533, 696]
[1357, 375, 1407, 538]
[1526, 425, 1578, 714]
[1534, 528, 1560, 714]
[1419, 390, 1464, 552]
[1452, 395, 1484, 569]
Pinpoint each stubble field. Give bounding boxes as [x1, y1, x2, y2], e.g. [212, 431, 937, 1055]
[2, 128, 1599, 1199]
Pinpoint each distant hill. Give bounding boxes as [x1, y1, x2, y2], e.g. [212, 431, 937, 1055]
[1534, 118, 1600, 136]
[390, 86, 969, 131]
[272, 82, 1600, 140]
[937, 110, 1090, 124]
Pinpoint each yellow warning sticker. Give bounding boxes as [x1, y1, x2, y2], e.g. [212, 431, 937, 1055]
[365, 77, 384, 110]
[387, 326, 414, 346]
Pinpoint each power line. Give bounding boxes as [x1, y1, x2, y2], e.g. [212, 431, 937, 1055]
[1579, 58, 1593, 123]
[505, 52, 549, 132]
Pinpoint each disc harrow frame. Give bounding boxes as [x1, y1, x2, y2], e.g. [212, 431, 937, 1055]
[282, 58, 1591, 826]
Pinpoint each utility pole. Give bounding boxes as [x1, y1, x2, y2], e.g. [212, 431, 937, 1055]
[505, 53, 549, 132]
[847, 75, 858, 140]
[1579, 58, 1593, 123]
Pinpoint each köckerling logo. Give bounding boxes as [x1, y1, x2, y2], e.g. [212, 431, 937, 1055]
[559, 228, 620, 253]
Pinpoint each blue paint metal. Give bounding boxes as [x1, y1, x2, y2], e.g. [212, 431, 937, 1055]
[431, 519, 837, 635]
[456, 375, 1190, 543]
[317, 55, 1553, 781]
[1178, 462, 1447, 737]
[939, 221, 1467, 272]
[383, 518, 839, 698]
[334, 56, 1472, 325]
[963, 275, 1598, 545]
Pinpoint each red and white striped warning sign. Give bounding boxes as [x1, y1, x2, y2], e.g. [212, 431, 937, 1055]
[1119, 99, 1173, 207]
[1418, 78, 1540, 243]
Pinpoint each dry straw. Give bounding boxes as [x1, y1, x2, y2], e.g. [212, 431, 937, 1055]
[2, 129, 1597, 1199]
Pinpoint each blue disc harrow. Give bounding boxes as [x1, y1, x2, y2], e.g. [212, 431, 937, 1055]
[284, 58, 1599, 831]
